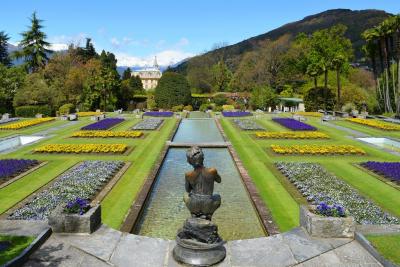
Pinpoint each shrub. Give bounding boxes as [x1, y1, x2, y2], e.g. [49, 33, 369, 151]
[214, 106, 223, 112]
[15, 105, 52, 117]
[59, 103, 75, 115]
[222, 105, 234, 111]
[199, 103, 213, 112]
[304, 87, 336, 111]
[171, 105, 184, 112]
[183, 105, 193, 111]
[155, 72, 192, 108]
[213, 94, 228, 106]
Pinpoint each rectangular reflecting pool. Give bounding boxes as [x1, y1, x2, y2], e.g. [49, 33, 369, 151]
[173, 119, 224, 143]
[134, 148, 266, 240]
[357, 137, 400, 152]
[0, 135, 44, 153]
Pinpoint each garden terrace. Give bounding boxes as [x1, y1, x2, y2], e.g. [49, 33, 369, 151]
[81, 118, 124, 130]
[9, 160, 124, 220]
[0, 118, 19, 125]
[347, 118, 400, 131]
[143, 111, 173, 117]
[33, 144, 128, 154]
[275, 162, 399, 224]
[272, 118, 316, 131]
[132, 118, 164, 130]
[232, 119, 265, 130]
[71, 131, 143, 138]
[271, 144, 365, 155]
[255, 131, 329, 139]
[293, 112, 322, 117]
[76, 112, 102, 117]
[222, 111, 252, 117]
[0, 118, 55, 130]
[360, 161, 400, 184]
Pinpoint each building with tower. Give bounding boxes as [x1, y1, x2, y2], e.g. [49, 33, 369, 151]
[132, 57, 162, 90]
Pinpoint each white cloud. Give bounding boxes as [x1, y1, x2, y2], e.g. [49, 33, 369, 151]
[110, 37, 120, 47]
[176, 37, 189, 47]
[115, 50, 195, 67]
[49, 33, 89, 47]
[49, 43, 69, 51]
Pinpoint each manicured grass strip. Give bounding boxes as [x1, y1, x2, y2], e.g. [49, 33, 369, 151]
[333, 120, 400, 139]
[220, 119, 299, 232]
[0, 235, 35, 265]
[101, 118, 177, 229]
[365, 234, 400, 265]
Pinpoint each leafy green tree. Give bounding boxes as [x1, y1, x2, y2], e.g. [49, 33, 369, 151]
[0, 31, 11, 67]
[14, 12, 52, 72]
[155, 72, 191, 108]
[211, 60, 232, 92]
[0, 64, 26, 113]
[76, 38, 98, 62]
[304, 86, 336, 111]
[130, 75, 144, 94]
[122, 67, 132, 80]
[249, 85, 278, 110]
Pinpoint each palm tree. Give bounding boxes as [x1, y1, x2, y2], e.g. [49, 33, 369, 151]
[14, 12, 52, 72]
[377, 23, 393, 113]
[391, 15, 400, 117]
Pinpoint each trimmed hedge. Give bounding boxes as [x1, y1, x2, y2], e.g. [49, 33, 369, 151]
[15, 105, 52, 117]
[59, 103, 75, 115]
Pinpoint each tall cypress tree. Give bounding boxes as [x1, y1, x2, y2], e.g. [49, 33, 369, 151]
[0, 31, 11, 67]
[122, 67, 132, 80]
[15, 12, 52, 72]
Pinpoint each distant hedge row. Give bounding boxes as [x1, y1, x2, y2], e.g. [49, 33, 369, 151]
[15, 105, 52, 117]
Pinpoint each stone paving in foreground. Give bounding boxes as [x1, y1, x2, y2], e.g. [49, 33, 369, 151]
[23, 225, 382, 267]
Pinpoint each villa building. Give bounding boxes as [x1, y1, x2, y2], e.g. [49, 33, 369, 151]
[132, 57, 162, 90]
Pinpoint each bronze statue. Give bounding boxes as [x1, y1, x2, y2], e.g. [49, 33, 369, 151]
[173, 146, 226, 266]
[184, 146, 221, 220]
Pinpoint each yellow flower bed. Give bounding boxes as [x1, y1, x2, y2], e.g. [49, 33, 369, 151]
[271, 144, 366, 155]
[255, 131, 329, 139]
[34, 144, 127, 154]
[71, 131, 143, 138]
[346, 118, 400, 131]
[0, 118, 54, 130]
[293, 112, 322, 117]
[76, 112, 103, 117]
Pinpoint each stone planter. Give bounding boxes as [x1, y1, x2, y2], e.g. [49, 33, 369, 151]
[299, 205, 355, 238]
[48, 204, 101, 234]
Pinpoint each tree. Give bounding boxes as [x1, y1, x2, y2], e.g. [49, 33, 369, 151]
[304, 86, 336, 111]
[155, 72, 191, 108]
[122, 67, 132, 80]
[130, 75, 144, 94]
[0, 31, 11, 67]
[0, 64, 26, 113]
[14, 12, 52, 72]
[76, 38, 98, 62]
[249, 85, 278, 110]
[211, 60, 232, 92]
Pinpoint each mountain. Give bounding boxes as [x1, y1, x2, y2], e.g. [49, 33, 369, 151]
[172, 9, 391, 74]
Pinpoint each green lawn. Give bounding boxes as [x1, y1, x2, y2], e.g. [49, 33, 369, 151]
[221, 115, 400, 232]
[0, 235, 35, 265]
[365, 234, 400, 265]
[0, 116, 177, 230]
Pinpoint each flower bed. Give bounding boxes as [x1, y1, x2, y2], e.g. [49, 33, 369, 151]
[293, 112, 322, 117]
[143, 111, 173, 117]
[132, 118, 164, 130]
[34, 144, 127, 154]
[272, 118, 316, 131]
[9, 160, 124, 220]
[271, 144, 365, 155]
[71, 131, 143, 138]
[347, 118, 400, 131]
[0, 118, 54, 130]
[76, 112, 102, 117]
[222, 111, 252, 117]
[275, 162, 399, 224]
[232, 119, 265, 130]
[0, 118, 19, 125]
[256, 131, 328, 139]
[0, 159, 39, 180]
[360, 161, 400, 183]
[81, 118, 124, 130]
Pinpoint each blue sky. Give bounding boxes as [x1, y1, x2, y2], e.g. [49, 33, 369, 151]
[1, 0, 399, 66]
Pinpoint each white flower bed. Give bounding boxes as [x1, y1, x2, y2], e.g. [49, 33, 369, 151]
[132, 118, 164, 130]
[9, 160, 124, 220]
[232, 119, 265, 130]
[276, 162, 399, 225]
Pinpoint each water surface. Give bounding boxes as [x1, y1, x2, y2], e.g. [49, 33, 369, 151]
[172, 119, 224, 143]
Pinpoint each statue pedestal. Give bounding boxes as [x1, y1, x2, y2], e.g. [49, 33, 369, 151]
[173, 218, 226, 266]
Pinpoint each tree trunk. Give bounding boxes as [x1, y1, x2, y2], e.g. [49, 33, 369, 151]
[381, 37, 393, 113]
[313, 77, 317, 88]
[336, 66, 341, 109]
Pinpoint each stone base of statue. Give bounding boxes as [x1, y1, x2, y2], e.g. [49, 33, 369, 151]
[173, 218, 226, 266]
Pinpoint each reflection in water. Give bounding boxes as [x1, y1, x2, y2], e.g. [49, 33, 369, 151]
[135, 148, 265, 240]
[173, 119, 224, 143]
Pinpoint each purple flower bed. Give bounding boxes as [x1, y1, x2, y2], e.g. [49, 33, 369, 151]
[81, 118, 124, 130]
[222, 111, 252, 117]
[272, 118, 316, 131]
[361, 161, 400, 183]
[0, 159, 39, 180]
[143, 111, 174, 117]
